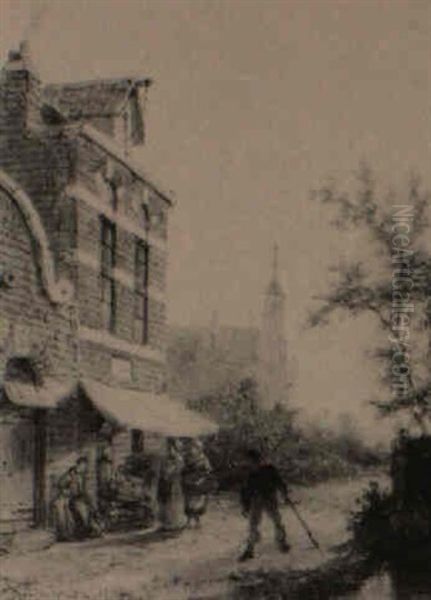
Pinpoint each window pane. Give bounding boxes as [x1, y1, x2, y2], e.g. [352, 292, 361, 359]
[142, 295, 149, 344]
[135, 243, 149, 289]
[100, 218, 117, 331]
[101, 276, 109, 300]
[134, 239, 149, 345]
[102, 293, 111, 329]
[101, 219, 116, 263]
[101, 246, 112, 274]
[108, 280, 116, 332]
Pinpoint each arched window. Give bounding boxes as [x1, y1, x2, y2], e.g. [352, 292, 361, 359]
[5, 357, 39, 385]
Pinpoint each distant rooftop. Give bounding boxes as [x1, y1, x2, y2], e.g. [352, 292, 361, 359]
[44, 77, 152, 120]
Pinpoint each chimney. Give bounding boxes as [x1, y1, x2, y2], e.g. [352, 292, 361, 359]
[4, 40, 39, 75]
[131, 78, 153, 147]
[19, 40, 30, 61]
[1, 40, 42, 134]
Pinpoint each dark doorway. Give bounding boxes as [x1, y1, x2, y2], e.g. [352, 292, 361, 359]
[3, 357, 47, 527]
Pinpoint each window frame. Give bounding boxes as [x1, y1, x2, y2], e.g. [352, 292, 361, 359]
[100, 216, 117, 333]
[134, 238, 150, 345]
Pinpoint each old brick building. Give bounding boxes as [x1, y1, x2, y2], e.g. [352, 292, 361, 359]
[0, 42, 214, 533]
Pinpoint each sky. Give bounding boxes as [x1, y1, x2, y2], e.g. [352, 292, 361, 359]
[1, 0, 430, 440]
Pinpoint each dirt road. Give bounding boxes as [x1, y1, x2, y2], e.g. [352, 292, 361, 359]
[0, 473, 386, 600]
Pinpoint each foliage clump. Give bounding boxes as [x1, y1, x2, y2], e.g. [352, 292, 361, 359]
[189, 377, 382, 489]
[349, 433, 431, 562]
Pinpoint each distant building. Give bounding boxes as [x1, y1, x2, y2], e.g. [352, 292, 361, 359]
[207, 320, 259, 368]
[258, 244, 289, 409]
[0, 42, 213, 533]
[167, 322, 259, 402]
[167, 246, 290, 410]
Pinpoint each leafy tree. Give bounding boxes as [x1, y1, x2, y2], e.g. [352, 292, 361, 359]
[310, 165, 431, 424]
[189, 377, 296, 479]
[190, 376, 380, 487]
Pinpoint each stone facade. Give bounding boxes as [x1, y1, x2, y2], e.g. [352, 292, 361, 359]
[0, 43, 172, 531]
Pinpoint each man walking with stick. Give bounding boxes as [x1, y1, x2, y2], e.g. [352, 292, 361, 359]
[238, 448, 291, 561]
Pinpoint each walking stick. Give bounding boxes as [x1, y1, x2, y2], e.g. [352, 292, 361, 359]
[285, 498, 325, 557]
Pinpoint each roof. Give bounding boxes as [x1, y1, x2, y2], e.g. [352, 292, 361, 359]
[81, 379, 218, 438]
[79, 124, 174, 206]
[3, 380, 74, 409]
[43, 78, 150, 119]
[1, 377, 215, 437]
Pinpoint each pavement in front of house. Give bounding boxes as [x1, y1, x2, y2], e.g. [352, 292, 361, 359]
[0, 473, 387, 600]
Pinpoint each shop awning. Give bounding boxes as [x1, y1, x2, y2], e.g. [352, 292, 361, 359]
[1, 378, 219, 438]
[2, 379, 73, 409]
[80, 379, 218, 438]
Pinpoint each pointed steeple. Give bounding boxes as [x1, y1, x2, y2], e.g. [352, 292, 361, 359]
[267, 242, 284, 298]
[272, 243, 278, 279]
[259, 243, 288, 409]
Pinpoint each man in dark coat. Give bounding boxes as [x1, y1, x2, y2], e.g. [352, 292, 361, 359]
[239, 448, 290, 561]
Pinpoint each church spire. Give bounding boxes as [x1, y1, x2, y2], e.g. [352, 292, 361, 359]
[259, 243, 288, 410]
[272, 243, 279, 281]
[267, 242, 284, 298]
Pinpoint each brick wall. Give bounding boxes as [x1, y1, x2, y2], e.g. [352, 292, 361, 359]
[0, 64, 77, 288]
[78, 339, 164, 391]
[73, 135, 169, 389]
[1, 57, 172, 528]
[0, 188, 75, 382]
[0, 69, 28, 136]
[1, 61, 170, 390]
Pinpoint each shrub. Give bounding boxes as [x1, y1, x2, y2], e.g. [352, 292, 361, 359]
[190, 378, 383, 489]
[348, 481, 393, 556]
[349, 435, 431, 561]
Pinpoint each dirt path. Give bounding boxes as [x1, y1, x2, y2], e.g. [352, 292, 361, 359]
[0, 473, 386, 600]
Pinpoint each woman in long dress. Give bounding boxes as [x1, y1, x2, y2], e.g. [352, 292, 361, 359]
[158, 439, 186, 531]
[183, 440, 212, 528]
[53, 457, 103, 541]
[52, 466, 77, 541]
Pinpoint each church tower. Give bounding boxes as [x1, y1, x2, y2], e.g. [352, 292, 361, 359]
[258, 244, 289, 410]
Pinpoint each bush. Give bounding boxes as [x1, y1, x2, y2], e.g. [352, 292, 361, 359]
[189, 378, 383, 489]
[190, 379, 301, 487]
[349, 481, 393, 555]
[349, 435, 431, 562]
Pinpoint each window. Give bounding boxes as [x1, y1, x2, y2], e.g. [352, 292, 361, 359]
[100, 217, 117, 332]
[107, 179, 119, 212]
[140, 203, 150, 232]
[134, 239, 149, 344]
[5, 357, 39, 385]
